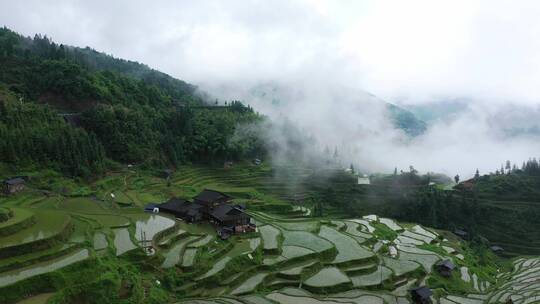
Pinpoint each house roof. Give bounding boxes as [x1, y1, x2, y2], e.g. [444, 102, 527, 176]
[159, 198, 189, 212]
[4, 177, 24, 185]
[159, 198, 203, 215]
[210, 204, 247, 221]
[437, 259, 455, 270]
[194, 189, 231, 203]
[411, 286, 432, 298]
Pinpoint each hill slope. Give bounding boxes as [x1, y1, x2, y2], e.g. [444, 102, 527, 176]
[0, 27, 263, 175]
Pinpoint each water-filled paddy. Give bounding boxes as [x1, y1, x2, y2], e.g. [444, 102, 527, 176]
[93, 232, 108, 250]
[0, 249, 89, 287]
[132, 214, 175, 242]
[181, 248, 198, 268]
[275, 221, 319, 232]
[259, 225, 280, 251]
[231, 272, 269, 295]
[382, 256, 421, 276]
[113, 228, 136, 255]
[282, 231, 332, 253]
[188, 235, 214, 248]
[318, 225, 373, 264]
[0, 211, 70, 249]
[379, 218, 402, 231]
[350, 265, 392, 287]
[304, 266, 350, 288]
[161, 236, 199, 268]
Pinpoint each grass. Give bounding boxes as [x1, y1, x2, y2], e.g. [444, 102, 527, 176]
[0, 207, 11, 222]
[371, 222, 398, 241]
[0, 210, 70, 249]
[0, 208, 34, 236]
[57, 197, 105, 213]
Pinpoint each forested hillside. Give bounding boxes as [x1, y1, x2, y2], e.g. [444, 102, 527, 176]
[0, 27, 263, 176]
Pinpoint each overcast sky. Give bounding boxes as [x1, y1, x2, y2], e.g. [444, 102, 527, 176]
[3, 0, 540, 176]
[3, 0, 540, 105]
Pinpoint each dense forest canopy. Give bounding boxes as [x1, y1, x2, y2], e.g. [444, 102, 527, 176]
[0, 27, 264, 176]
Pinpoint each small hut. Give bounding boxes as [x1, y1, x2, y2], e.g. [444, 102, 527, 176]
[210, 204, 253, 233]
[410, 286, 432, 304]
[3, 178, 25, 194]
[435, 259, 455, 277]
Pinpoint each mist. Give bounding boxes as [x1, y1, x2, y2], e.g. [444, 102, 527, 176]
[3, 0, 540, 178]
[204, 80, 540, 178]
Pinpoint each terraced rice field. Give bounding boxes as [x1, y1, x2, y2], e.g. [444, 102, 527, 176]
[0, 249, 89, 287]
[259, 225, 280, 253]
[304, 266, 351, 291]
[318, 225, 374, 264]
[0, 165, 538, 303]
[168, 211, 540, 303]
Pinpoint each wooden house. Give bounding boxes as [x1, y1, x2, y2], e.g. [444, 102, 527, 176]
[193, 189, 232, 217]
[435, 259, 455, 277]
[3, 178, 25, 194]
[210, 204, 253, 233]
[410, 286, 432, 304]
[158, 198, 203, 222]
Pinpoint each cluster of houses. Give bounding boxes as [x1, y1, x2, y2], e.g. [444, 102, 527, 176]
[146, 189, 255, 239]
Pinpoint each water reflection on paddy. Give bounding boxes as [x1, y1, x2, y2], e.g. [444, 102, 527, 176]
[0, 249, 89, 287]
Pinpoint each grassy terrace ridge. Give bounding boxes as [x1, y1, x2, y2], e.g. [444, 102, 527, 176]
[0, 163, 536, 303]
[0, 208, 35, 237]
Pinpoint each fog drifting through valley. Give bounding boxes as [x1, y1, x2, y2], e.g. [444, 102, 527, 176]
[202, 81, 540, 179]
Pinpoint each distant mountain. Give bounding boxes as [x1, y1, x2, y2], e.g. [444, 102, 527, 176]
[404, 99, 469, 123]
[405, 99, 540, 138]
[213, 82, 428, 137]
[386, 103, 427, 136]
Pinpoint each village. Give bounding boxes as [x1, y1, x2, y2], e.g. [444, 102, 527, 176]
[145, 189, 256, 240]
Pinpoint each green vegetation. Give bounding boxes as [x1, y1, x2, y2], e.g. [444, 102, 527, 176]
[1, 25, 539, 304]
[0, 27, 263, 177]
[0, 207, 11, 222]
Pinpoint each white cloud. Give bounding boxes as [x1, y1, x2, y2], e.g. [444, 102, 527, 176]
[2, 0, 540, 177]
